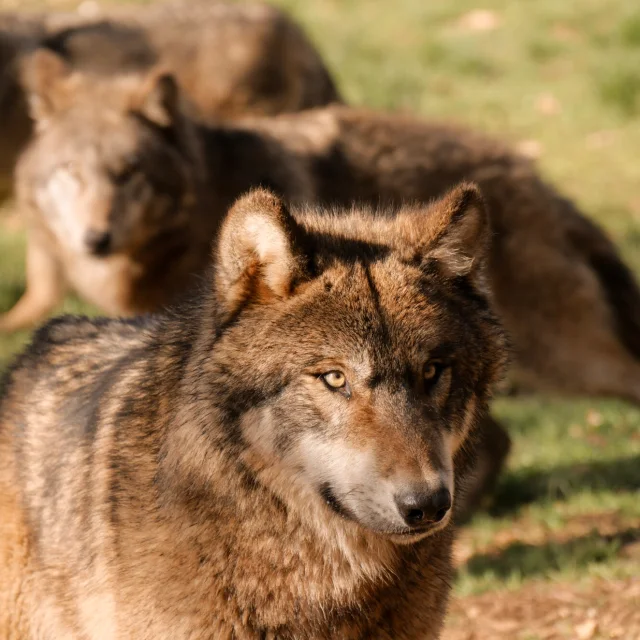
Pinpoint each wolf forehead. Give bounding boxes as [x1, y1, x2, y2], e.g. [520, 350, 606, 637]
[261, 256, 478, 375]
[223, 195, 500, 366]
[281, 219, 449, 329]
[288, 204, 477, 302]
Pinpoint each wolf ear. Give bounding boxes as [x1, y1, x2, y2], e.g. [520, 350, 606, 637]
[213, 189, 308, 324]
[422, 183, 490, 279]
[20, 49, 74, 129]
[133, 70, 179, 128]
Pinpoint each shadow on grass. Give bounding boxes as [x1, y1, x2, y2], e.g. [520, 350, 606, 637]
[462, 527, 640, 582]
[490, 454, 640, 517]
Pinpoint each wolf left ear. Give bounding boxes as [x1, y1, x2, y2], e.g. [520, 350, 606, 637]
[213, 189, 309, 325]
[19, 48, 74, 130]
[422, 183, 490, 279]
[133, 70, 179, 128]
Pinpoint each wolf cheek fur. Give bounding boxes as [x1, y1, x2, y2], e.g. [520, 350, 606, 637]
[0, 186, 507, 639]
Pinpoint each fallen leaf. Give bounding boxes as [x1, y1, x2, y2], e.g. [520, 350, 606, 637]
[585, 409, 603, 428]
[457, 10, 502, 33]
[535, 92, 561, 115]
[585, 130, 617, 150]
[516, 139, 543, 159]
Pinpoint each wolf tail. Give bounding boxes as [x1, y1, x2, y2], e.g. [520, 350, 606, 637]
[562, 194, 640, 362]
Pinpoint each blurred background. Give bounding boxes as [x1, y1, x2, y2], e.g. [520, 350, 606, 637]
[0, 1, 639, 638]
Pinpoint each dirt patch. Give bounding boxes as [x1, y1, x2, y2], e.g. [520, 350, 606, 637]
[448, 512, 640, 639]
[443, 578, 640, 640]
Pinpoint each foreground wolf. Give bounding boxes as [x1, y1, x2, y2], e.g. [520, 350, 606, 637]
[8, 54, 640, 413]
[0, 2, 339, 200]
[0, 187, 507, 639]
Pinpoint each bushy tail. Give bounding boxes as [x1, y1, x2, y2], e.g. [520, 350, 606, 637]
[562, 194, 640, 360]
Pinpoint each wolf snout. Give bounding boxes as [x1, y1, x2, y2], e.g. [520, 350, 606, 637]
[394, 485, 452, 528]
[85, 229, 112, 256]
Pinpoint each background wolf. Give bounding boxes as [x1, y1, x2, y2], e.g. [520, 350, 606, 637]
[9, 55, 640, 416]
[0, 1, 340, 201]
[0, 186, 507, 639]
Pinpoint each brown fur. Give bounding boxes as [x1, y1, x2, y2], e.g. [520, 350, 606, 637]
[8, 60, 640, 415]
[0, 187, 507, 639]
[0, 14, 42, 200]
[0, 2, 340, 201]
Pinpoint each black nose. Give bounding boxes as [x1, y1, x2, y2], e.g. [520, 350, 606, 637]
[395, 486, 452, 528]
[85, 229, 112, 255]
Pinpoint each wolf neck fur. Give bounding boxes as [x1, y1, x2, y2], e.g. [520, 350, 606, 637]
[150, 319, 441, 620]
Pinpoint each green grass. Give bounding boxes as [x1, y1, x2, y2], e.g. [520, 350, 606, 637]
[1, 0, 639, 602]
[456, 397, 640, 595]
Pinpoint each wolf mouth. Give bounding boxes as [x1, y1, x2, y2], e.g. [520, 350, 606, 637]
[395, 523, 441, 536]
[318, 482, 353, 520]
[317, 483, 448, 538]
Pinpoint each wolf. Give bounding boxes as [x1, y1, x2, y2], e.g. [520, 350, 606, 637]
[0, 15, 43, 200]
[9, 53, 640, 417]
[0, 2, 340, 201]
[0, 186, 507, 639]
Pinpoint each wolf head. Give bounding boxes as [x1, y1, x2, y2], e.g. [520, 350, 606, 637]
[18, 49, 197, 257]
[205, 186, 507, 543]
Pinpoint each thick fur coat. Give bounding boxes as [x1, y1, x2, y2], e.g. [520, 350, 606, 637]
[0, 187, 507, 639]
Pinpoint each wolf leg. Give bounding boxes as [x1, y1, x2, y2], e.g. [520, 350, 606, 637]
[0, 233, 65, 333]
[455, 415, 511, 522]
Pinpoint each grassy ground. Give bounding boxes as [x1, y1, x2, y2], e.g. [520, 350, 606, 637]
[1, 0, 639, 637]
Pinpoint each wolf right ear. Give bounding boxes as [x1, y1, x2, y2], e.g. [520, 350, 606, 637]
[213, 189, 309, 325]
[133, 70, 179, 128]
[19, 49, 74, 130]
[421, 183, 490, 280]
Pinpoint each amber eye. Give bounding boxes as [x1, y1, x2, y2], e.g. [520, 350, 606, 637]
[113, 156, 141, 185]
[323, 371, 346, 389]
[423, 361, 445, 390]
[320, 370, 351, 399]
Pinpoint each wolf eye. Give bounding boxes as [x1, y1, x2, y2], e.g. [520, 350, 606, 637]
[321, 371, 351, 398]
[114, 157, 140, 185]
[423, 361, 445, 390]
[323, 371, 346, 388]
